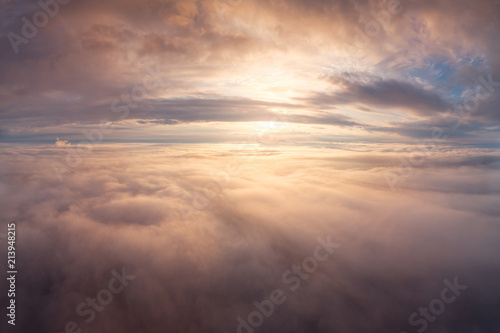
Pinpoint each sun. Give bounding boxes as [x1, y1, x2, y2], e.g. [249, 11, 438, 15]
[258, 121, 280, 129]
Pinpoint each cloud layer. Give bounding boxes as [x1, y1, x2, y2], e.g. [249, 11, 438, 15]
[1, 145, 499, 333]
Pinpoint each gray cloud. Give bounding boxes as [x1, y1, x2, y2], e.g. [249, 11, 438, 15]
[305, 74, 452, 117]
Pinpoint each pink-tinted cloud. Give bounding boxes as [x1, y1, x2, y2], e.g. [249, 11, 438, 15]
[0, 145, 499, 332]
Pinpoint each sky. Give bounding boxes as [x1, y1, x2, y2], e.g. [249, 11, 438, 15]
[0, 0, 499, 145]
[1, 0, 500, 333]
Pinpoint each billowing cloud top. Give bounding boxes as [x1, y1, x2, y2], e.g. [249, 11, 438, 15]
[1, 145, 500, 332]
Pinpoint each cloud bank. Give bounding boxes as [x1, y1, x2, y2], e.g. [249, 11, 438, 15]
[1, 145, 499, 333]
